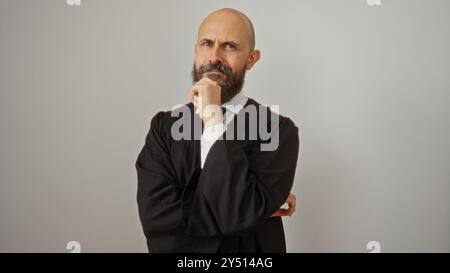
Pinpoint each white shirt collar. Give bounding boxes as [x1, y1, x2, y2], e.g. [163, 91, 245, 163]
[222, 91, 248, 115]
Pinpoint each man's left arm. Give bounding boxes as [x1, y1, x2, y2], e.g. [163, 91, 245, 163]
[182, 117, 300, 237]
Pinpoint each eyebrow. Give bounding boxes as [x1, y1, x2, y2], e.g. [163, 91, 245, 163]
[199, 38, 239, 48]
[223, 41, 238, 47]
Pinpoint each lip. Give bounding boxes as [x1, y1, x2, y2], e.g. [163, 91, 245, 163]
[205, 70, 223, 75]
[205, 73, 223, 81]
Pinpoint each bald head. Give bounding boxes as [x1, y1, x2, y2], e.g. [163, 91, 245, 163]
[198, 8, 255, 51]
[193, 8, 261, 103]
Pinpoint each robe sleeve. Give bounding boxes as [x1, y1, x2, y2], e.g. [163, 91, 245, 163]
[136, 112, 184, 238]
[137, 111, 300, 241]
[182, 117, 300, 237]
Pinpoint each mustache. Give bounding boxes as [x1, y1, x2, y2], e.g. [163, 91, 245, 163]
[197, 62, 233, 78]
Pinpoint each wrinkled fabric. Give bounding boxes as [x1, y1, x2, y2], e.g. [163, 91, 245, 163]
[136, 98, 299, 253]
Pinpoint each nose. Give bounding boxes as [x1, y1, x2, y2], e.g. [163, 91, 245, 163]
[209, 45, 224, 64]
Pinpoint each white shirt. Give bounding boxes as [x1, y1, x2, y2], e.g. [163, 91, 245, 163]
[199, 92, 248, 168]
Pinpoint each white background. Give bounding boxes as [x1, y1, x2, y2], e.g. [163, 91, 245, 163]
[0, 0, 448, 252]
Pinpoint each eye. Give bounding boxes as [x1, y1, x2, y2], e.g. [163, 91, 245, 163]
[201, 40, 212, 47]
[224, 43, 236, 50]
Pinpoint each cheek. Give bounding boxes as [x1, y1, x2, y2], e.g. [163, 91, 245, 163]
[228, 58, 248, 73]
[228, 54, 249, 69]
[194, 52, 208, 68]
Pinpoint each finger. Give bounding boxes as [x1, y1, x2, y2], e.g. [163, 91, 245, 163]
[191, 91, 199, 101]
[191, 88, 198, 99]
[278, 209, 291, 217]
[287, 201, 296, 214]
[287, 193, 296, 209]
[197, 77, 219, 86]
[195, 78, 214, 84]
[191, 86, 202, 101]
[287, 206, 295, 216]
[271, 210, 284, 217]
[191, 83, 202, 92]
[199, 76, 217, 82]
[191, 88, 199, 106]
[291, 193, 297, 204]
[271, 209, 291, 217]
[283, 194, 296, 216]
[191, 81, 214, 93]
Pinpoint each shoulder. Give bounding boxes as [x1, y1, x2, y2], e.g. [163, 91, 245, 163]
[149, 102, 196, 130]
[146, 102, 199, 145]
[245, 97, 299, 133]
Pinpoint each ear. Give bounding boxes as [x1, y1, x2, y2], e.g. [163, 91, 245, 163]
[246, 50, 261, 70]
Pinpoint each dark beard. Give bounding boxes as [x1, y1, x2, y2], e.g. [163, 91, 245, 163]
[191, 61, 246, 104]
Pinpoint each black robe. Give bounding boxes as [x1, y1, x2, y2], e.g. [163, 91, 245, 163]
[136, 98, 299, 253]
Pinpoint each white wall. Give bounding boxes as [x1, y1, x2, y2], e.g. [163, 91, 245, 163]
[0, 0, 448, 252]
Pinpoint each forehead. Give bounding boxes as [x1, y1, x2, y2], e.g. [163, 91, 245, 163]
[197, 13, 250, 44]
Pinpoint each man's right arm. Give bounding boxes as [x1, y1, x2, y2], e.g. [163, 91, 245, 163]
[136, 111, 297, 240]
[136, 112, 184, 238]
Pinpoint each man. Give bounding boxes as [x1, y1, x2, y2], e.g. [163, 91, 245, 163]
[136, 8, 300, 253]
